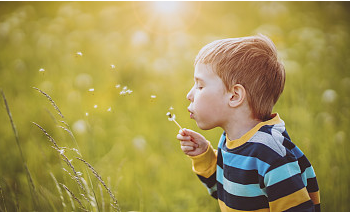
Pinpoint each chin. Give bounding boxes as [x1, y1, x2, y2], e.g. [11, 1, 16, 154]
[196, 121, 215, 130]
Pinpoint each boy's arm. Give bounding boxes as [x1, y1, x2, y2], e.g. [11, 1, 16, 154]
[177, 129, 218, 198]
[265, 156, 317, 212]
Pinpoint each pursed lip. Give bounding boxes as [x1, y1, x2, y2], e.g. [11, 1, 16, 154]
[187, 107, 194, 119]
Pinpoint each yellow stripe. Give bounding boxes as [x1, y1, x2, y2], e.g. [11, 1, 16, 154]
[269, 187, 311, 211]
[226, 113, 282, 149]
[190, 144, 217, 178]
[218, 199, 270, 212]
[309, 191, 320, 205]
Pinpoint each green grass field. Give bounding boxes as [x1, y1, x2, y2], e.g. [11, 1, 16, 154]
[1, 2, 349, 211]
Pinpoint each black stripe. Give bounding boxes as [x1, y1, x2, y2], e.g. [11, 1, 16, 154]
[197, 172, 217, 188]
[283, 199, 314, 212]
[306, 177, 319, 193]
[266, 174, 305, 202]
[217, 182, 269, 210]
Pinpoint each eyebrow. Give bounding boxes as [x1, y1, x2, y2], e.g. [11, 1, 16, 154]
[194, 76, 204, 82]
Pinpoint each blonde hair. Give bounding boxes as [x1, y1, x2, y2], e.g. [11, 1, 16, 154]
[195, 34, 285, 121]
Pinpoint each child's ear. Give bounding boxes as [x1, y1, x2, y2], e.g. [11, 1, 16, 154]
[228, 84, 246, 108]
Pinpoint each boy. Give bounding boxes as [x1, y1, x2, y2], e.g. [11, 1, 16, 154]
[176, 35, 320, 211]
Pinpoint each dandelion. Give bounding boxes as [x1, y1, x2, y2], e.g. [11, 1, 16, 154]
[88, 88, 94, 92]
[166, 112, 182, 130]
[39, 68, 45, 72]
[76, 51, 83, 56]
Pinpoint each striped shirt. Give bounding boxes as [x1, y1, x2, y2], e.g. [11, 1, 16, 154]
[190, 114, 320, 211]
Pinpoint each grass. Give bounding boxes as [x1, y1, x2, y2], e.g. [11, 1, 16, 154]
[1, 1, 350, 211]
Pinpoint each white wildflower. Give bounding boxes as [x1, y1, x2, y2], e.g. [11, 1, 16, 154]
[167, 112, 176, 121]
[58, 149, 65, 155]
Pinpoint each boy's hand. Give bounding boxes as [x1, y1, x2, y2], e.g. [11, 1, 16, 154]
[176, 128, 209, 157]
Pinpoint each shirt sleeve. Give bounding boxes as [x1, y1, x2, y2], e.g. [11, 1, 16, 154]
[264, 156, 316, 212]
[190, 143, 218, 198]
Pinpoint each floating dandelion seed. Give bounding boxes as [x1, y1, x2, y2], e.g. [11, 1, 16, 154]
[166, 112, 183, 130]
[169, 106, 174, 110]
[39, 68, 45, 72]
[120, 91, 126, 95]
[85, 112, 89, 116]
[76, 51, 83, 56]
[88, 88, 94, 92]
[123, 86, 127, 90]
[94, 105, 98, 108]
[111, 64, 115, 69]
[151, 95, 156, 99]
[115, 84, 120, 89]
[126, 89, 133, 94]
[107, 107, 111, 112]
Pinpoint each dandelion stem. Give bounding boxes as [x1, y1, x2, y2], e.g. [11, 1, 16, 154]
[172, 119, 183, 130]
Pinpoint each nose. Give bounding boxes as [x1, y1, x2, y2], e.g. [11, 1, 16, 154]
[186, 86, 194, 102]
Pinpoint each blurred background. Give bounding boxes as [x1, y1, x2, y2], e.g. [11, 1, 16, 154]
[0, 1, 349, 211]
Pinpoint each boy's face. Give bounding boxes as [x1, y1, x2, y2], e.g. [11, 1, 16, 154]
[187, 63, 231, 130]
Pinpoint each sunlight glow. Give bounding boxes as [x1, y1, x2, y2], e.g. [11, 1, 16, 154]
[153, 1, 180, 15]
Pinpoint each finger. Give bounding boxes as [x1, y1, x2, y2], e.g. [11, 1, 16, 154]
[176, 134, 191, 141]
[181, 145, 194, 152]
[179, 128, 187, 136]
[180, 141, 198, 147]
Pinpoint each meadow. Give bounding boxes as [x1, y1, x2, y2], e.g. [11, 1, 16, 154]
[0, 2, 349, 211]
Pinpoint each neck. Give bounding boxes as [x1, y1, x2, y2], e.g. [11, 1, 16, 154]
[222, 110, 261, 141]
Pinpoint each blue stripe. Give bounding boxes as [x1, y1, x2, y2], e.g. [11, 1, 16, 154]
[264, 161, 301, 187]
[217, 182, 269, 210]
[301, 166, 316, 186]
[221, 149, 270, 176]
[291, 146, 304, 159]
[217, 166, 265, 197]
[266, 174, 305, 201]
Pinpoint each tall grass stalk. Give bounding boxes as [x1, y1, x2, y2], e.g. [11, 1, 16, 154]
[76, 157, 121, 212]
[1, 89, 38, 209]
[0, 185, 8, 212]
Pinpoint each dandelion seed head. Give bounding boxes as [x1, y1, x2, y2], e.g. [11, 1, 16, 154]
[88, 88, 94, 92]
[166, 112, 176, 121]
